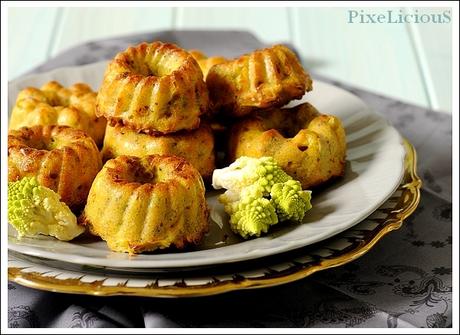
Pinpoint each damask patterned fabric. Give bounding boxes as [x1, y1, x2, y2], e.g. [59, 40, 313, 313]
[7, 31, 452, 328]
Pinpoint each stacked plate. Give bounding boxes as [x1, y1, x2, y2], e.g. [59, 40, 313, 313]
[7, 62, 422, 297]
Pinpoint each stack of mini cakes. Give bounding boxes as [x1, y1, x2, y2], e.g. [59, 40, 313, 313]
[97, 41, 215, 181]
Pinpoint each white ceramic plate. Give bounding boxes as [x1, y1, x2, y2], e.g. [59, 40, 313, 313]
[8, 62, 405, 269]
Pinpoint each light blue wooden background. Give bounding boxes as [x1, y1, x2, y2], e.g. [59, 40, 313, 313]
[8, 7, 452, 113]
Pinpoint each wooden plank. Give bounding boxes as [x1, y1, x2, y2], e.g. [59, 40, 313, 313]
[407, 7, 452, 113]
[291, 8, 430, 109]
[8, 7, 59, 79]
[50, 7, 174, 56]
[176, 7, 291, 44]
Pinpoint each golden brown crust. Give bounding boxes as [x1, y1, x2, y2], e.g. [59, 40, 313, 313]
[9, 81, 107, 146]
[96, 42, 209, 134]
[8, 125, 102, 211]
[228, 103, 346, 189]
[207, 44, 312, 117]
[79, 155, 209, 254]
[189, 49, 228, 77]
[101, 123, 215, 181]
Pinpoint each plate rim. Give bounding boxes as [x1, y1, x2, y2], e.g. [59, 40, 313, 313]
[8, 63, 406, 268]
[8, 140, 421, 297]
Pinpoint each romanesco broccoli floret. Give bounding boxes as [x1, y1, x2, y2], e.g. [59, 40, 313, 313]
[270, 180, 312, 222]
[226, 186, 278, 238]
[212, 156, 291, 197]
[212, 156, 313, 239]
[8, 177, 84, 241]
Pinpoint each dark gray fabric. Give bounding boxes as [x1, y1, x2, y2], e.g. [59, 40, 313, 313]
[8, 30, 452, 328]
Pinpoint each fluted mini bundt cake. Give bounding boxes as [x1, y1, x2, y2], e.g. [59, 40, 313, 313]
[9, 81, 106, 146]
[97, 42, 209, 134]
[189, 49, 227, 78]
[101, 124, 215, 181]
[80, 155, 209, 254]
[207, 44, 312, 117]
[8, 125, 102, 210]
[228, 103, 346, 189]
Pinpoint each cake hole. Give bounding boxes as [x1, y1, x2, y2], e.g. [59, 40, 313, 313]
[27, 135, 61, 151]
[263, 115, 303, 138]
[48, 99, 63, 107]
[131, 55, 182, 77]
[132, 166, 155, 184]
[123, 164, 167, 185]
[274, 125, 301, 138]
[297, 145, 309, 152]
[27, 138, 47, 150]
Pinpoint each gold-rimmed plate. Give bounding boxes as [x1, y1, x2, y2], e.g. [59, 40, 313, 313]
[9, 62, 406, 269]
[8, 140, 421, 297]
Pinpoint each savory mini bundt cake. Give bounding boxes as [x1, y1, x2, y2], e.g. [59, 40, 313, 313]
[101, 124, 215, 181]
[189, 49, 227, 77]
[97, 41, 209, 134]
[9, 81, 106, 146]
[79, 155, 209, 254]
[228, 102, 346, 189]
[8, 125, 102, 210]
[206, 44, 312, 117]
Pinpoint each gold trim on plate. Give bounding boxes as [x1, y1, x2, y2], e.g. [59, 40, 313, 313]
[8, 139, 422, 298]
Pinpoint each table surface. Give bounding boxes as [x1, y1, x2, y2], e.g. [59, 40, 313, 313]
[7, 6, 452, 113]
[7, 30, 453, 329]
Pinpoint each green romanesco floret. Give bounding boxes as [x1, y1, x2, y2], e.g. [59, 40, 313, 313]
[212, 156, 314, 239]
[8, 177, 84, 241]
[226, 186, 278, 238]
[270, 180, 312, 222]
[212, 156, 291, 199]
